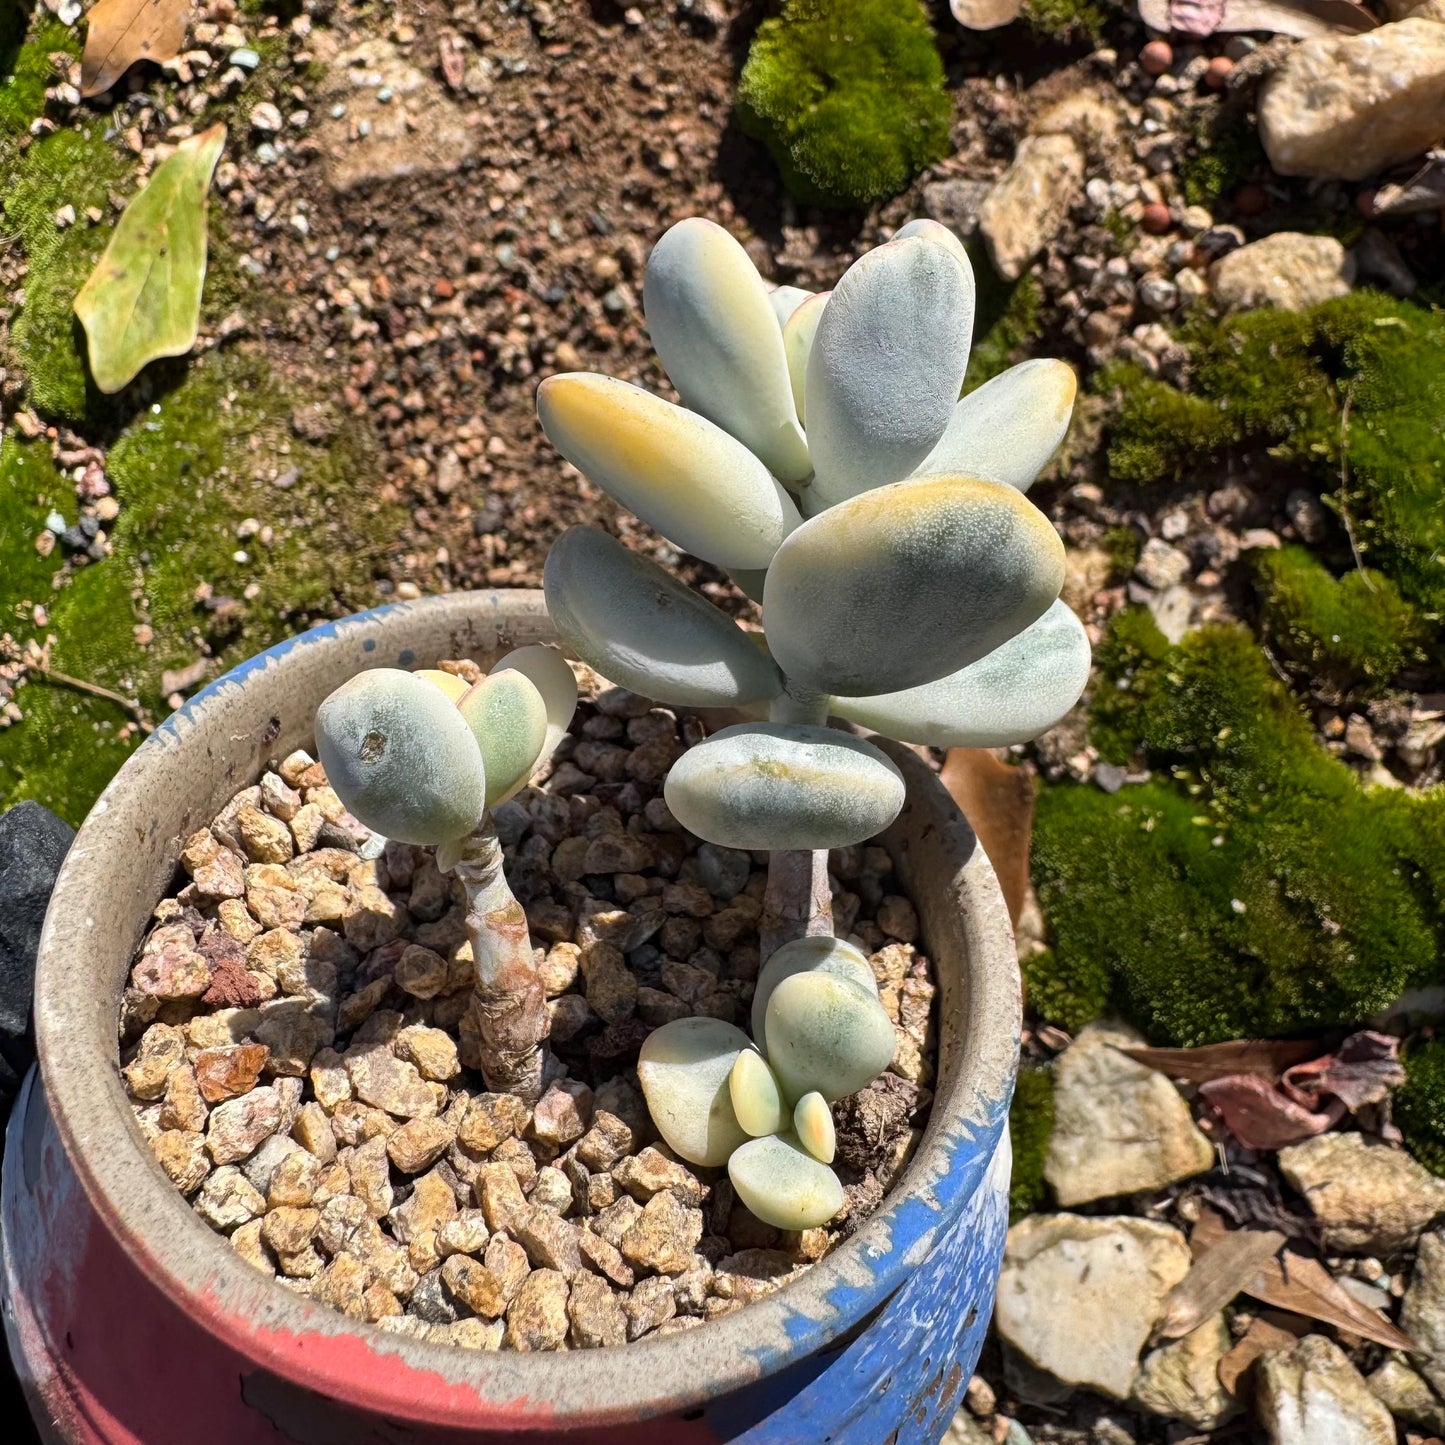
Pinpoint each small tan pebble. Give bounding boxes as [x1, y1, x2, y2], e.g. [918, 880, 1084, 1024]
[245, 928, 304, 982]
[331, 1100, 396, 1147]
[549, 994, 596, 1044]
[277, 1245, 325, 1280]
[504, 1269, 570, 1351]
[624, 1275, 677, 1340]
[493, 1137, 539, 1192]
[638, 987, 692, 1027]
[133, 929, 211, 1001]
[338, 978, 392, 1034]
[531, 1080, 593, 1151]
[781, 1228, 831, 1263]
[193, 1042, 270, 1103]
[513, 1204, 584, 1273]
[391, 1170, 460, 1243]
[120, 988, 161, 1041]
[581, 942, 638, 1023]
[395, 944, 449, 999]
[316, 1194, 370, 1255]
[160, 1065, 209, 1133]
[541, 941, 583, 995]
[292, 1101, 338, 1163]
[673, 1263, 713, 1315]
[288, 804, 326, 853]
[346, 1046, 437, 1119]
[531, 1165, 574, 1215]
[436, 1210, 491, 1258]
[568, 1271, 628, 1348]
[876, 896, 918, 943]
[702, 908, 754, 952]
[620, 1192, 703, 1276]
[152, 1129, 210, 1193]
[441, 1254, 513, 1319]
[278, 750, 316, 787]
[181, 829, 223, 875]
[659, 960, 716, 1005]
[185, 1009, 261, 1051]
[238, 805, 294, 864]
[261, 1205, 320, 1256]
[348, 1136, 396, 1218]
[408, 1229, 444, 1277]
[195, 1165, 266, 1230]
[231, 1218, 276, 1275]
[965, 1375, 997, 1417]
[268, 1149, 323, 1208]
[587, 1172, 621, 1212]
[313, 1161, 351, 1207]
[582, 831, 652, 874]
[309, 1048, 353, 1113]
[207, 1086, 284, 1165]
[260, 771, 303, 822]
[354, 1229, 418, 1299]
[613, 1147, 704, 1206]
[590, 1194, 644, 1249]
[253, 999, 331, 1077]
[528, 900, 575, 947]
[244, 864, 306, 930]
[387, 1117, 456, 1174]
[574, 1111, 636, 1172]
[712, 1249, 804, 1303]
[313, 1253, 371, 1317]
[361, 1282, 403, 1322]
[191, 848, 247, 903]
[305, 783, 346, 820]
[579, 1227, 635, 1287]
[704, 1297, 744, 1320]
[476, 1161, 529, 1232]
[552, 835, 591, 885]
[458, 1092, 531, 1152]
[344, 885, 409, 952]
[440, 1318, 505, 1351]
[390, 1024, 460, 1084]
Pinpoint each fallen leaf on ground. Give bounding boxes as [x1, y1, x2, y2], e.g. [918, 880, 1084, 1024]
[1139, 0, 1376, 37]
[1217, 1314, 1308, 1398]
[940, 748, 1034, 928]
[74, 124, 226, 395]
[1281, 1030, 1404, 1113]
[1122, 1037, 1322, 1084]
[81, 0, 191, 98]
[1375, 153, 1445, 217]
[1189, 1179, 1312, 1239]
[1155, 1226, 1286, 1341]
[949, 0, 1024, 26]
[1199, 1073, 1343, 1150]
[1245, 1247, 1422, 1354]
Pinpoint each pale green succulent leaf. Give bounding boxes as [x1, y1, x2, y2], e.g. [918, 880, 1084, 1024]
[893, 217, 974, 287]
[643, 217, 811, 483]
[729, 1050, 788, 1137]
[764, 970, 897, 1103]
[762, 474, 1066, 696]
[490, 644, 578, 759]
[663, 722, 905, 851]
[74, 124, 226, 394]
[793, 1091, 836, 1164]
[728, 1132, 845, 1230]
[414, 668, 470, 703]
[782, 290, 828, 427]
[458, 669, 549, 807]
[314, 668, 486, 846]
[752, 935, 878, 1045]
[768, 283, 813, 328]
[913, 358, 1077, 493]
[835, 599, 1091, 748]
[537, 373, 801, 571]
[804, 235, 975, 510]
[638, 1017, 752, 1166]
[543, 526, 784, 707]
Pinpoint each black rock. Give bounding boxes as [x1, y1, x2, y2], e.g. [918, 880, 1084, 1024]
[0, 802, 75, 1101]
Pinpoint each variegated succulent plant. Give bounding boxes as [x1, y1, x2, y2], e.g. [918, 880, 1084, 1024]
[535, 215, 1091, 1223]
[314, 647, 578, 1101]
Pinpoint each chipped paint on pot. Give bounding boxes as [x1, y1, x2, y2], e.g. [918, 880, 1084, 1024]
[8, 592, 1019, 1442]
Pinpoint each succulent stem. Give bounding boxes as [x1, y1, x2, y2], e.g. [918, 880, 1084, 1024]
[450, 819, 550, 1102]
[761, 677, 835, 959]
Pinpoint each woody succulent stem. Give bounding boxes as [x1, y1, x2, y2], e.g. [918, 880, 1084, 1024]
[451, 819, 550, 1102]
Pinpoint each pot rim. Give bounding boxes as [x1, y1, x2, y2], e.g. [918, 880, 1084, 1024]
[34, 591, 1019, 1431]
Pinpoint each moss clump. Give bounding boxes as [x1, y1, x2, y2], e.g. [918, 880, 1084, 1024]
[1178, 107, 1264, 211]
[964, 274, 1042, 392]
[1029, 609, 1445, 1044]
[1255, 545, 1428, 698]
[736, 0, 951, 211]
[1101, 525, 1141, 582]
[1008, 1064, 1054, 1222]
[1022, 0, 1109, 40]
[0, 349, 402, 823]
[1102, 294, 1445, 622]
[1396, 1040, 1445, 1177]
[1, 12, 75, 138]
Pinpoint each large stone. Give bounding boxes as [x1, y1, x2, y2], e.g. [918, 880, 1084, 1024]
[1279, 1132, 1445, 1253]
[0, 802, 73, 1098]
[1256, 1335, 1395, 1445]
[1210, 233, 1355, 312]
[994, 1214, 1191, 1400]
[1259, 21, 1445, 181]
[1402, 1229, 1445, 1398]
[979, 134, 1085, 282]
[1045, 1023, 1214, 1206]
[1368, 1357, 1445, 1434]
[1132, 1314, 1235, 1430]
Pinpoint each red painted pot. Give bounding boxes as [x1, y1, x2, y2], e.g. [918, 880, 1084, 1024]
[3, 591, 1019, 1443]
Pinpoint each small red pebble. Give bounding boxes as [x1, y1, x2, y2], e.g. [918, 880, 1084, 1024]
[434, 278, 456, 299]
[1141, 202, 1172, 234]
[1355, 188, 1379, 219]
[1204, 56, 1234, 90]
[1234, 184, 1269, 216]
[1140, 40, 1173, 76]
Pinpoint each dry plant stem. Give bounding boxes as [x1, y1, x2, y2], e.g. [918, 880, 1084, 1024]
[451, 818, 549, 1102]
[760, 678, 835, 961]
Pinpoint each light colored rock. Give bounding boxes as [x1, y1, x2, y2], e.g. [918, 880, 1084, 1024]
[1211, 233, 1355, 312]
[1279, 1132, 1445, 1253]
[1368, 1357, 1445, 1434]
[1132, 1313, 1235, 1430]
[1257, 1335, 1394, 1445]
[1402, 1230, 1445, 1398]
[994, 1214, 1192, 1400]
[1045, 1023, 1214, 1207]
[979, 134, 1085, 281]
[1259, 21, 1445, 181]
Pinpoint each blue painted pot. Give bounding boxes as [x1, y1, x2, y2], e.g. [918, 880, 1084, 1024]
[6, 592, 1019, 1444]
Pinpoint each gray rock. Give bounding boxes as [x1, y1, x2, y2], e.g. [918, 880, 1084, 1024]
[1211, 233, 1355, 312]
[1044, 1023, 1213, 1207]
[979, 135, 1084, 281]
[994, 1214, 1191, 1400]
[1256, 1335, 1395, 1445]
[922, 178, 991, 237]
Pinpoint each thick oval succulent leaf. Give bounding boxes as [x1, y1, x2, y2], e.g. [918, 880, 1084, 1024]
[804, 236, 975, 510]
[764, 970, 898, 1103]
[74, 123, 226, 395]
[782, 290, 828, 427]
[762, 474, 1066, 696]
[913, 358, 1077, 492]
[730, 1049, 788, 1138]
[314, 668, 486, 845]
[768, 284, 813, 328]
[537, 373, 801, 571]
[794, 1091, 836, 1164]
[893, 217, 975, 282]
[458, 669, 549, 806]
[728, 1132, 845, 1230]
[834, 598, 1091, 747]
[638, 1016, 752, 1166]
[490, 645, 578, 758]
[414, 668, 470, 703]
[752, 935, 878, 1045]
[644, 218, 812, 484]
[544, 526, 783, 707]
[663, 722, 905, 851]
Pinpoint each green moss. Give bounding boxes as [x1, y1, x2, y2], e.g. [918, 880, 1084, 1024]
[1255, 545, 1428, 697]
[1102, 294, 1445, 622]
[736, 0, 951, 211]
[1101, 525, 1141, 582]
[964, 274, 1042, 391]
[0, 348, 402, 823]
[1030, 609, 1445, 1044]
[1, 12, 76, 138]
[1178, 107, 1264, 211]
[1395, 1040, 1445, 1177]
[1022, 0, 1109, 39]
[1008, 1064, 1054, 1222]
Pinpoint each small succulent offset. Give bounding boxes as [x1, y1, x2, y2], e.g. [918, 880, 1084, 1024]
[313, 648, 578, 1102]
[536, 216, 1091, 1225]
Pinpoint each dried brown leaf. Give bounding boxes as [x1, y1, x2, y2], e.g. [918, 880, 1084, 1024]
[81, 0, 190, 98]
[1245, 1247, 1422, 1354]
[1281, 1030, 1405, 1113]
[1122, 1038, 1322, 1085]
[940, 748, 1034, 928]
[1217, 1315, 1308, 1399]
[1155, 1227, 1286, 1341]
[1199, 1073, 1343, 1150]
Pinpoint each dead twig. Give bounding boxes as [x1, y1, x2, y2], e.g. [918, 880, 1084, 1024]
[1336, 390, 1375, 590]
[32, 661, 154, 732]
